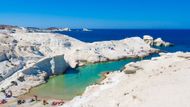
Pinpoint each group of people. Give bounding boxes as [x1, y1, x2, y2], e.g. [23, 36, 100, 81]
[17, 95, 38, 105]
[18, 95, 65, 106]
[51, 100, 65, 106]
[0, 89, 65, 106]
[0, 89, 12, 105]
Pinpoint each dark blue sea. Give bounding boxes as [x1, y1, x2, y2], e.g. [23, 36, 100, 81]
[56, 29, 190, 52]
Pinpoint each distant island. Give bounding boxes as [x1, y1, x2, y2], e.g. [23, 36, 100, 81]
[0, 25, 93, 33]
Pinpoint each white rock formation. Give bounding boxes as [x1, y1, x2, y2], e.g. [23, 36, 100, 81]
[143, 35, 154, 46]
[67, 37, 158, 68]
[154, 38, 172, 47]
[63, 52, 190, 107]
[0, 55, 68, 96]
[0, 31, 157, 97]
[143, 35, 172, 47]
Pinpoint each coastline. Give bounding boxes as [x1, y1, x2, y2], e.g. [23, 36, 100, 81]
[21, 53, 158, 101]
[0, 30, 170, 106]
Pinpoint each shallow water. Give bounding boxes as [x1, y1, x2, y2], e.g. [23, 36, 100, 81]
[29, 54, 158, 100]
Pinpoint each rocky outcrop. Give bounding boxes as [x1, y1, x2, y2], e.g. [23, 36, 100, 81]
[65, 37, 157, 68]
[0, 55, 69, 96]
[143, 35, 154, 46]
[143, 35, 173, 47]
[122, 63, 142, 74]
[154, 38, 172, 47]
[1, 71, 48, 96]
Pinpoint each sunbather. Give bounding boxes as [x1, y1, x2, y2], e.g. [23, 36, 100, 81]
[51, 100, 64, 106]
[0, 99, 7, 105]
[43, 100, 49, 105]
[5, 90, 12, 98]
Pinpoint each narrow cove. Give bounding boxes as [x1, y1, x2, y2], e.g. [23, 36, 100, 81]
[26, 54, 159, 100]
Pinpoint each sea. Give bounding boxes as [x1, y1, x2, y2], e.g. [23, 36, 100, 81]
[28, 29, 190, 100]
[56, 29, 190, 52]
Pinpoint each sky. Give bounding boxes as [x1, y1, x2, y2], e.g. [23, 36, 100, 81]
[0, 0, 190, 29]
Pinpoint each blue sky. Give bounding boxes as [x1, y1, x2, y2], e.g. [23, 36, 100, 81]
[0, 0, 189, 28]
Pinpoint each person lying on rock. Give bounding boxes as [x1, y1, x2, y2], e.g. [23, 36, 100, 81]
[1, 89, 12, 98]
[17, 99, 25, 105]
[43, 100, 49, 105]
[0, 99, 7, 105]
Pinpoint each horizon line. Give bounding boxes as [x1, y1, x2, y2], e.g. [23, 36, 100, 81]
[1, 24, 190, 30]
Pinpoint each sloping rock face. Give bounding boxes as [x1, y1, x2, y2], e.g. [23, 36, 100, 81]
[0, 60, 24, 81]
[22, 55, 69, 76]
[0, 55, 69, 96]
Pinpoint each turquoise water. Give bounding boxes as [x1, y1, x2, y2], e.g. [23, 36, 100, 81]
[29, 54, 158, 100]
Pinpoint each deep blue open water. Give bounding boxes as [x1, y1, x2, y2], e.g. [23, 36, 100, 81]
[56, 29, 190, 52]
